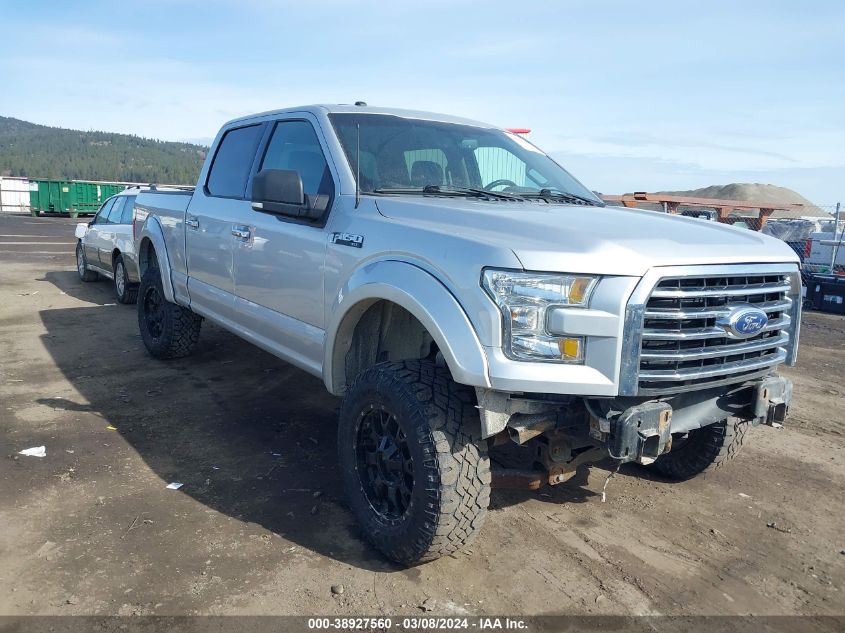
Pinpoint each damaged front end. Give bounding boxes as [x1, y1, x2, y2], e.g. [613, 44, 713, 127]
[477, 374, 793, 487]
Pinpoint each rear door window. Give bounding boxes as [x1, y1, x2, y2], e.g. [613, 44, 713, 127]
[119, 196, 136, 224]
[206, 125, 264, 198]
[106, 197, 126, 224]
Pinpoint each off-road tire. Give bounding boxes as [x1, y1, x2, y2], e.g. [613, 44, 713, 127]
[338, 359, 491, 565]
[76, 241, 98, 282]
[113, 254, 138, 304]
[137, 266, 202, 359]
[647, 417, 749, 480]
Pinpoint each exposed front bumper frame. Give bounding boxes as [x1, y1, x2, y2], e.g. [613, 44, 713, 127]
[597, 374, 793, 465]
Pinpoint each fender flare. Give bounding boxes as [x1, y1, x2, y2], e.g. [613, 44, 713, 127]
[137, 216, 176, 303]
[324, 260, 490, 395]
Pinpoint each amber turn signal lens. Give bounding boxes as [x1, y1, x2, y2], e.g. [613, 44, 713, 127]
[558, 337, 582, 359]
[569, 278, 592, 304]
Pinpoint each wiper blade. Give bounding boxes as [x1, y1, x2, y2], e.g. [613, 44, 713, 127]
[372, 187, 425, 195]
[372, 185, 522, 201]
[423, 185, 523, 200]
[523, 188, 604, 206]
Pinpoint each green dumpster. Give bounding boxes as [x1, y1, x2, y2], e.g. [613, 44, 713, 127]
[29, 180, 126, 217]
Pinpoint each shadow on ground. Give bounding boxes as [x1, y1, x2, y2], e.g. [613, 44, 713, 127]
[41, 270, 117, 306]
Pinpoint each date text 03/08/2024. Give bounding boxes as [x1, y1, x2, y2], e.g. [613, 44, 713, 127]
[307, 616, 528, 630]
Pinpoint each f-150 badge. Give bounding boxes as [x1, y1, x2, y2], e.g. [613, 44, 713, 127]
[331, 232, 364, 248]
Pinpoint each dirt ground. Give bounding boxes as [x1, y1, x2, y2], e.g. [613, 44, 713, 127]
[1, 214, 843, 618]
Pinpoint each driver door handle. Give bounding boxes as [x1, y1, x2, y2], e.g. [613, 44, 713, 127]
[185, 216, 199, 229]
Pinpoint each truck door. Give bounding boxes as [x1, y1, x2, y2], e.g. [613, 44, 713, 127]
[231, 117, 333, 371]
[185, 123, 265, 323]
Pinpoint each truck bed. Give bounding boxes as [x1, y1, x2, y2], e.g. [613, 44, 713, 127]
[135, 189, 194, 283]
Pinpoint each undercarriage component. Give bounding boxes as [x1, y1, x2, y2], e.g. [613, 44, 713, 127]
[535, 431, 605, 485]
[507, 413, 556, 444]
[480, 393, 610, 486]
[475, 388, 566, 438]
[490, 466, 545, 490]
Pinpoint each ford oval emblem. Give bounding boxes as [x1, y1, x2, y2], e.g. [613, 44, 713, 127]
[718, 306, 769, 339]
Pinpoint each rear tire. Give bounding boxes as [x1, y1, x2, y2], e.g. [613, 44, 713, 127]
[113, 255, 138, 304]
[647, 418, 748, 480]
[137, 266, 202, 359]
[76, 241, 98, 282]
[338, 360, 491, 565]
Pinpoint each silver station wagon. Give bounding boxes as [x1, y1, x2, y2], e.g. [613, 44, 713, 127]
[74, 187, 144, 303]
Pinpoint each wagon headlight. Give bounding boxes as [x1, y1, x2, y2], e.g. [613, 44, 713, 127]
[482, 269, 597, 363]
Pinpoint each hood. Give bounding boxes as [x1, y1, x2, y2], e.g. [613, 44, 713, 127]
[375, 197, 799, 276]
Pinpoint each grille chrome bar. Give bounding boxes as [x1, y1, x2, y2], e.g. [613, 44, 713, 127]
[619, 264, 801, 396]
[638, 349, 787, 381]
[640, 332, 789, 362]
[644, 298, 792, 320]
[642, 316, 790, 341]
[650, 282, 791, 299]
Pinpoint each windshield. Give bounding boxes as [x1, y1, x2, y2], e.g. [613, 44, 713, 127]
[328, 113, 601, 204]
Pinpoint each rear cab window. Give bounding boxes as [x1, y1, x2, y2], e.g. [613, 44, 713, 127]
[206, 125, 264, 198]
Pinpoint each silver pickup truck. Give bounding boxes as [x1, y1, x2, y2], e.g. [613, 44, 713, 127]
[133, 104, 800, 565]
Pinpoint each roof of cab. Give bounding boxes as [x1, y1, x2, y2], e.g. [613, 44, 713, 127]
[222, 104, 496, 130]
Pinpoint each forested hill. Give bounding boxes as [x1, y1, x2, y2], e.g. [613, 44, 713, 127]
[0, 116, 207, 185]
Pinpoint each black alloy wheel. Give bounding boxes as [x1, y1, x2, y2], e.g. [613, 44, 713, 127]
[354, 404, 414, 521]
[142, 283, 165, 340]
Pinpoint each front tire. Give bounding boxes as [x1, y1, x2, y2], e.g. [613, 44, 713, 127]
[338, 360, 491, 565]
[76, 241, 98, 282]
[647, 418, 749, 480]
[113, 254, 138, 304]
[137, 266, 202, 359]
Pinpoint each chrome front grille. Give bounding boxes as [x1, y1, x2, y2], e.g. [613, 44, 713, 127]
[620, 265, 801, 396]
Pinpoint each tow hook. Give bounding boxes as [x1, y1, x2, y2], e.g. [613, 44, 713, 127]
[601, 402, 673, 465]
[752, 376, 792, 427]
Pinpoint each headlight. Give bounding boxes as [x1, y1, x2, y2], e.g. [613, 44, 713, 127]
[482, 269, 597, 363]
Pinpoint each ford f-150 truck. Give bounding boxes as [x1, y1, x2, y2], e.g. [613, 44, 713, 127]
[133, 104, 800, 565]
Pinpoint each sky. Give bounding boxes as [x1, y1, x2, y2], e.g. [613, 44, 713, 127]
[2, 0, 844, 204]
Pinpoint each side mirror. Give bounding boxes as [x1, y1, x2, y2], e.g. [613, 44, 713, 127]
[252, 169, 303, 208]
[251, 169, 328, 220]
